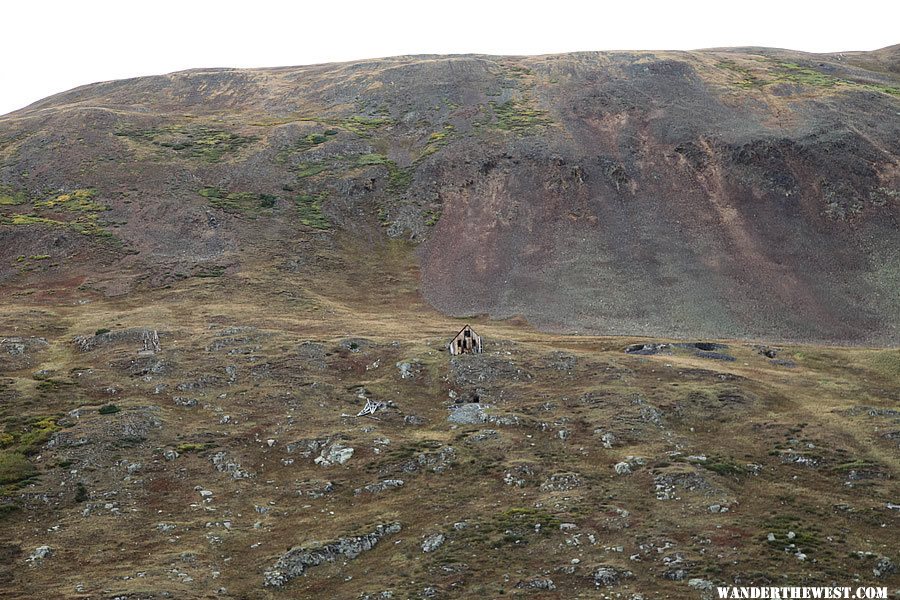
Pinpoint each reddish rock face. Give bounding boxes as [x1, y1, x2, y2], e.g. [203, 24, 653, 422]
[2, 46, 899, 343]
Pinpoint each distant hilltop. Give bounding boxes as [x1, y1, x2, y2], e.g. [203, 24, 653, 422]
[1, 44, 899, 343]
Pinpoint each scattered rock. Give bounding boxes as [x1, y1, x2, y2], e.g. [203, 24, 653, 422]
[754, 345, 779, 358]
[1, 336, 49, 358]
[592, 565, 632, 587]
[421, 533, 445, 553]
[874, 556, 896, 578]
[297, 479, 335, 498]
[450, 354, 530, 386]
[73, 328, 161, 353]
[355, 479, 404, 495]
[467, 429, 499, 443]
[391, 446, 456, 475]
[614, 456, 645, 475]
[286, 437, 334, 457]
[504, 464, 536, 487]
[296, 341, 327, 369]
[448, 403, 487, 425]
[26, 546, 52, 565]
[633, 397, 665, 427]
[396, 360, 421, 379]
[211, 452, 253, 479]
[688, 578, 714, 590]
[515, 577, 556, 590]
[624, 343, 670, 356]
[546, 351, 576, 371]
[541, 472, 582, 492]
[263, 522, 401, 587]
[315, 443, 354, 467]
[654, 470, 714, 500]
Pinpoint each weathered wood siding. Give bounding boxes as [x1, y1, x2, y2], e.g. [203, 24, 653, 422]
[448, 325, 483, 355]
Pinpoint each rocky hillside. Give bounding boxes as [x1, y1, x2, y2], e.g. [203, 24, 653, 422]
[0, 264, 898, 599]
[1, 45, 899, 343]
[0, 45, 899, 600]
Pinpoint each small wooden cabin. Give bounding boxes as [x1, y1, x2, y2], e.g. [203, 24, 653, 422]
[448, 325, 483, 355]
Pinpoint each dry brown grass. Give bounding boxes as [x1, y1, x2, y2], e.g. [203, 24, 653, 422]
[0, 239, 896, 598]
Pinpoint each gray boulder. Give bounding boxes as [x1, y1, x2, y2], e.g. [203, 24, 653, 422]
[422, 533, 445, 553]
[263, 523, 401, 587]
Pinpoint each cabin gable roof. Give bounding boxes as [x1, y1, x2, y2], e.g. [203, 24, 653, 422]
[450, 324, 476, 341]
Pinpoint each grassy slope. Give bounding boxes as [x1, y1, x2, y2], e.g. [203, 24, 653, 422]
[0, 240, 897, 598]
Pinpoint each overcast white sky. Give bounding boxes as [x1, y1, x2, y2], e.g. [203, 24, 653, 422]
[2, 0, 898, 116]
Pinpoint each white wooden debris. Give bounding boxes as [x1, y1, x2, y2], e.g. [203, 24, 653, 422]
[356, 399, 386, 417]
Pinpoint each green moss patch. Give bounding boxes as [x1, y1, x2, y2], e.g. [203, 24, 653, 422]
[419, 125, 455, 159]
[199, 187, 277, 214]
[175, 442, 214, 453]
[716, 59, 900, 97]
[35, 189, 106, 212]
[0, 185, 28, 206]
[2, 189, 114, 238]
[334, 115, 394, 136]
[276, 130, 339, 162]
[774, 62, 838, 88]
[297, 163, 331, 178]
[295, 193, 331, 229]
[717, 60, 767, 89]
[0, 416, 60, 456]
[353, 154, 412, 193]
[489, 100, 552, 133]
[0, 452, 35, 486]
[116, 124, 256, 162]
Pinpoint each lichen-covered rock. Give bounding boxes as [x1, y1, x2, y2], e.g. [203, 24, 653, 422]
[296, 479, 335, 498]
[540, 472, 582, 492]
[516, 577, 556, 590]
[448, 403, 488, 425]
[396, 360, 421, 379]
[592, 565, 632, 587]
[615, 456, 646, 475]
[354, 479, 404, 495]
[26, 546, 52, 565]
[450, 354, 531, 386]
[296, 341, 327, 369]
[688, 578, 714, 590]
[73, 328, 160, 352]
[421, 533, 445, 553]
[873, 555, 895, 578]
[314, 443, 354, 467]
[0, 336, 49, 369]
[211, 451, 253, 479]
[263, 522, 401, 587]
